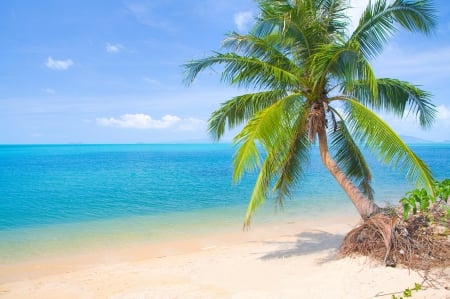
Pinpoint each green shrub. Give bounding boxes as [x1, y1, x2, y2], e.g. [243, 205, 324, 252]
[400, 179, 449, 220]
[434, 179, 450, 203]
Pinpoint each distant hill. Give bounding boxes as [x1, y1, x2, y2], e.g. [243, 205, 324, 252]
[399, 135, 434, 144]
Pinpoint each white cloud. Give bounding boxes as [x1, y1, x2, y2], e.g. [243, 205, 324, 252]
[234, 11, 253, 32]
[42, 88, 55, 94]
[96, 113, 205, 130]
[45, 56, 74, 70]
[106, 43, 123, 53]
[143, 77, 160, 85]
[437, 105, 450, 120]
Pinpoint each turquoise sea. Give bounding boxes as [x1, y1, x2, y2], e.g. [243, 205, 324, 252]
[0, 143, 449, 262]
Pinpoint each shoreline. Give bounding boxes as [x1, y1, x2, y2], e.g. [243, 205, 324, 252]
[1, 214, 449, 298]
[1, 212, 359, 280]
[0, 202, 357, 264]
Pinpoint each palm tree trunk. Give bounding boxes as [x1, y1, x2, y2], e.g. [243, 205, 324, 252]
[317, 126, 380, 218]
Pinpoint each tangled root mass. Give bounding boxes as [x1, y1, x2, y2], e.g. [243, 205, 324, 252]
[338, 206, 450, 270]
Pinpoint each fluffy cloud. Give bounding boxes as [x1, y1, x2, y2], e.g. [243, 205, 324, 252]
[96, 113, 205, 130]
[45, 56, 74, 70]
[106, 43, 123, 53]
[234, 11, 253, 31]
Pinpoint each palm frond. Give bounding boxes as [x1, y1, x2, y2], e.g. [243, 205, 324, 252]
[347, 78, 436, 128]
[390, 0, 436, 33]
[183, 52, 299, 90]
[242, 155, 274, 228]
[351, 0, 436, 59]
[208, 90, 287, 140]
[314, 0, 350, 34]
[329, 109, 374, 200]
[234, 100, 287, 227]
[344, 99, 434, 194]
[271, 107, 311, 207]
[253, 0, 349, 61]
[241, 95, 311, 227]
[232, 99, 287, 182]
[221, 32, 301, 76]
[311, 42, 377, 96]
[253, 0, 292, 34]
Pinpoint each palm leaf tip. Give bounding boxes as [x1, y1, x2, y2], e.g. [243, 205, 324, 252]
[351, 0, 436, 58]
[392, 0, 437, 34]
[182, 60, 203, 86]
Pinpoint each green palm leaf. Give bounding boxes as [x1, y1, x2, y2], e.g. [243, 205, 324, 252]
[314, 0, 349, 34]
[311, 41, 378, 96]
[208, 90, 287, 140]
[345, 99, 434, 194]
[351, 0, 436, 59]
[329, 114, 374, 200]
[222, 33, 298, 72]
[348, 78, 436, 128]
[183, 52, 299, 90]
[232, 99, 286, 182]
[234, 100, 287, 226]
[270, 108, 311, 207]
[240, 96, 311, 227]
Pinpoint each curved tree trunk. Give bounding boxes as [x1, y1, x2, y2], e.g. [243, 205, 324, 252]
[317, 126, 380, 219]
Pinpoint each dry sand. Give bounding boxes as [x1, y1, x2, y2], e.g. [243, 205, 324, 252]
[1, 215, 449, 299]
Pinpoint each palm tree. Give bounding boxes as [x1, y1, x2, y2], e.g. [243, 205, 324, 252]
[184, 0, 437, 227]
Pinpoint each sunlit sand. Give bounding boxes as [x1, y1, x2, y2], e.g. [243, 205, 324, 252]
[1, 215, 448, 298]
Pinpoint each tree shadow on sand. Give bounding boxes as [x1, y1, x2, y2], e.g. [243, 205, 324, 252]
[259, 230, 345, 263]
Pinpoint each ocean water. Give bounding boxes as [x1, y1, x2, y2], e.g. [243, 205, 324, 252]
[0, 143, 449, 262]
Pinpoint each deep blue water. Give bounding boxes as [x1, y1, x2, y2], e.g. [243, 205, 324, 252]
[0, 143, 448, 261]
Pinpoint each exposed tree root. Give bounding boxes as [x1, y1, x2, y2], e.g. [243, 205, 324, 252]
[338, 207, 450, 270]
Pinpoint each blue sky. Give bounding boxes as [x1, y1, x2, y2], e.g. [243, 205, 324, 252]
[1, 0, 449, 144]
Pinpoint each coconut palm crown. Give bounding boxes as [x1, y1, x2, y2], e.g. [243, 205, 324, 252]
[183, 0, 437, 227]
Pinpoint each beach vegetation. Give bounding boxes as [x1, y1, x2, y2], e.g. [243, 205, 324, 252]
[401, 178, 449, 219]
[391, 282, 421, 299]
[184, 0, 437, 227]
[339, 179, 450, 270]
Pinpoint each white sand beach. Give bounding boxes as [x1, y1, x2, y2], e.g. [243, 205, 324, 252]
[1, 215, 449, 299]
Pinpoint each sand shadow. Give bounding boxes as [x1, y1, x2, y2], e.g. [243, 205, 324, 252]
[259, 230, 344, 262]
